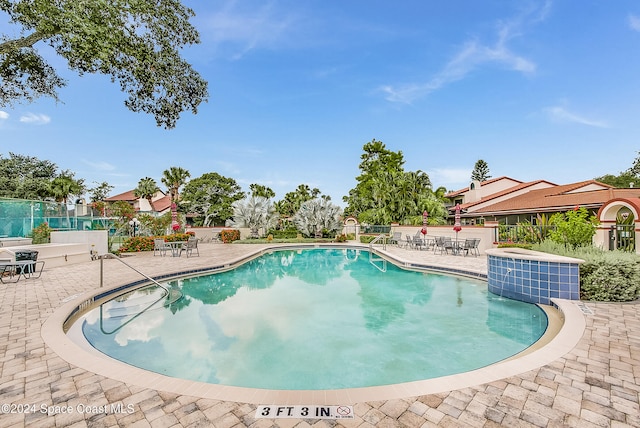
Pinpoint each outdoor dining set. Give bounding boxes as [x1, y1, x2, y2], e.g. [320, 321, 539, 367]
[153, 237, 200, 258]
[388, 231, 480, 256]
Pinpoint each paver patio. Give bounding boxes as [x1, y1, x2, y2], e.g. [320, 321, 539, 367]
[1, 242, 639, 427]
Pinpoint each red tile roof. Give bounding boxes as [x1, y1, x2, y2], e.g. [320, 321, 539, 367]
[105, 190, 137, 202]
[151, 195, 172, 213]
[452, 180, 555, 212]
[473, 181, 637, 215]
[445, 176, 523, 198]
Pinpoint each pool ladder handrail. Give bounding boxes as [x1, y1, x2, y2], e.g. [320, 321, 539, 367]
[99, 253, 169, 294]
[368, 235, 388, 272]
[98, 253, 176, 335]
[369, 233, 388, 250]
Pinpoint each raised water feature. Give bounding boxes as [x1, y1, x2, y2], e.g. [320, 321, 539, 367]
[486, 248, 583, 304]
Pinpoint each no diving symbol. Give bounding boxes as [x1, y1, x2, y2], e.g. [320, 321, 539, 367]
[336, 406, 351, 417]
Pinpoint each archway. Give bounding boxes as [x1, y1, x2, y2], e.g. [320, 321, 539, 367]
[597, 198, 640, 253]
[614, 207, 635, 251]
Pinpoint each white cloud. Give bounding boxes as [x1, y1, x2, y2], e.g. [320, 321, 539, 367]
[629, 14, 640, 32]
[201, 1, 298, 60]
[83, 160, 116, 171]
[0, 111, 8, 120]
[19, 113, 51, 125]
[381, 3, 547, 104]
[544, 106, 608, 128]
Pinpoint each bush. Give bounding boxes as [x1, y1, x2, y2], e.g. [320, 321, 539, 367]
[267, 227, 300, 239]
[580, 259, 640, 301]
[359, 235, 377, 244]
[118, 236, 154, 253]
[497, 242, 533, 250]
[335, 234, 347, 243]
[221, 229, 241, 243]
[164, 233, 191, 242]
[31, 222, 52, 244]
[533, 240, 640, 302]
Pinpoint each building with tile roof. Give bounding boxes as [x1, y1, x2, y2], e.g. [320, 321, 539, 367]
[445, 177, 640, 252]
[104, 189, 172, 215]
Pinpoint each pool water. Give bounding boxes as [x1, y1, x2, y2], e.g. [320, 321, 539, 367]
[80, 248, 548, 390]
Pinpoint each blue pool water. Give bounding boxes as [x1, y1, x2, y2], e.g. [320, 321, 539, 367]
[80, 248, 547, 390]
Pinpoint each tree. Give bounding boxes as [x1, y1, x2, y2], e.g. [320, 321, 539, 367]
[134, 177, 160, 209]
[49, 170, 85, 204]
[228, 196, 278, 238]
[471, 159, 491, 182]
[249, 183, 276, 199]
[161, 166, 190, 203]
[343, 139, 445, 225]
[549, 207, 598, 249]
[293, 198, 343, 238]
[0, 152, 57, 199]
[275, 184, 322, 218]
[88, 181, 114, 202]
[1, 0, 208, 128]
[180, 172, 244, 226]
[595, 151, 640, 188]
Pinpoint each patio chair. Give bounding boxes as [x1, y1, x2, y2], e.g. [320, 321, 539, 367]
[433, 236, 446, 254]
[405, 234, 414, 250]
[181, 237, 200, 258]
[412, 232, 426, 250]
[153, 239, 169, 257]
[389, 232, 402, 247]
[462, 238, 480, 257]
[442, 238, 456, 254]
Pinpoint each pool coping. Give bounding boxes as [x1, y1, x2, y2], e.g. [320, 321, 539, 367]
[41, 244, 586, 405]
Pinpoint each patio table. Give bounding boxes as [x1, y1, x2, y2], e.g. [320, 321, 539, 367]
[166, 241, 187, 257]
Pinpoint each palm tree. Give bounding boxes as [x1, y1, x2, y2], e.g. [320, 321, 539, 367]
[50, 174, 85, 204]
[293, 198, 343, 238]
[161, 166, 190, 203]
[229, 196, 279, 238]
[134, 177, 160, 211]
[50, 172, 85, 228]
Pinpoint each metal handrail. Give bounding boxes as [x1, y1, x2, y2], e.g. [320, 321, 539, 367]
[369, 233, 387, 251]
[99, 253, 169, 294]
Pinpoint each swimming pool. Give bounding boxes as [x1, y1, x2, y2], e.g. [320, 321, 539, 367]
[78, 248, 548, 390]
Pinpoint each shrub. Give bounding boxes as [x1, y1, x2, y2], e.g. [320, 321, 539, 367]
[549, 207, 598, 249]
[267, 227, 300, 239]
[118, 236, 154, 253]
[359, 235, 377, 244]
[345, 233, 356, 240]
[220, 229, 241, 243]
[580, 258, 640, 301]
[164, 233, 191, 242]
[335, 234, 347, 243]
[31, 222, 52, 244]
[497, 242, 533, 250]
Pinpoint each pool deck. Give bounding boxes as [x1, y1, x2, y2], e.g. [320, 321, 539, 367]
[1, 242, 639, 427]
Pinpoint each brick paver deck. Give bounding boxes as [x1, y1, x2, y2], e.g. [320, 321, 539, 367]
[1, 243, 639, 427]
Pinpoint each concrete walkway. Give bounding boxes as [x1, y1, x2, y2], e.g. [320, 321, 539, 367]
[1, 242, 639, 427]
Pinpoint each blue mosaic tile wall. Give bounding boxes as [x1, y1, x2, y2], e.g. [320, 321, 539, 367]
[487, 255, 580, 305]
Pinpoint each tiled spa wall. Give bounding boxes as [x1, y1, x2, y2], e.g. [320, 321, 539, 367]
[486, 250, 582, 305]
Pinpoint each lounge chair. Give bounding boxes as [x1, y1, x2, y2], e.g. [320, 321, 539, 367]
[153, 238, 169, 257]
[181, 237, 200, 258]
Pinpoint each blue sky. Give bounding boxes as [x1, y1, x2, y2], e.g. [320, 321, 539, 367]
[1, 0, 640, 206]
